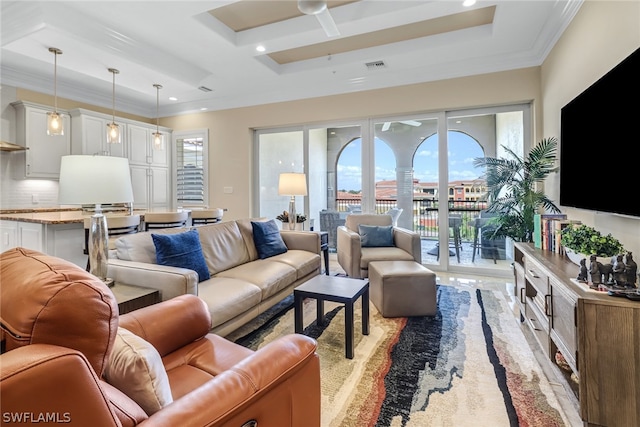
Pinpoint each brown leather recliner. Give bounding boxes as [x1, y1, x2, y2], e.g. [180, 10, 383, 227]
[0, 248, 320, 427]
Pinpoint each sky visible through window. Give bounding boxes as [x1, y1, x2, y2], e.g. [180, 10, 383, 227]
[337, 132, 485, 192]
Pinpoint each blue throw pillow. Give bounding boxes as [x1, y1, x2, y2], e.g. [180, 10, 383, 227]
[251, 219, 288, 259]
[359, 224, 394, 247]
[152, 230, 210, 282]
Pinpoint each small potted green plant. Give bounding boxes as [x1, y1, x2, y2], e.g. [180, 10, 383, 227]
[560, 224, 625, 265]
[276, 211, 307, 229]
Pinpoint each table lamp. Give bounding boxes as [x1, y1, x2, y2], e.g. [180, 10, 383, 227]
[58, 155, 134, 284]
[278, 172, 307, 230]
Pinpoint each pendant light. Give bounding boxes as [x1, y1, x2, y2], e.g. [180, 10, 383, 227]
[107, 68, 121, 144]
[47, 47, 64, 136]
[152, 84, 163, 150]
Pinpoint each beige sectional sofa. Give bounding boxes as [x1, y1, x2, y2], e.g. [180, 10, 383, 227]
[107, 218, 321, 336]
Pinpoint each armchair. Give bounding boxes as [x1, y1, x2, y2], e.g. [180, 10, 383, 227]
[0, 247, 321, 427]
[337, 214, 421, 279]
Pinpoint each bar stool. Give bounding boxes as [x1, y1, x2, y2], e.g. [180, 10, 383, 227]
[191, 208, 223, 226]
[84, 215, 141, 271]
[143, 211, 189, 231]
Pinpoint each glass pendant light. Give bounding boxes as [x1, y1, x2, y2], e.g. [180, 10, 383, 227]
[152, 84, 163, 150]
[47, 47, 64, 136]
[107, 68, 121, 144]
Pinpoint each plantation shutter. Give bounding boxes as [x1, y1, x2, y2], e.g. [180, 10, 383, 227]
[176, 137, 205, 205]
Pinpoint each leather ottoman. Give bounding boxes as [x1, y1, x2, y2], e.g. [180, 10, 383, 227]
[369, 261, 437, 317]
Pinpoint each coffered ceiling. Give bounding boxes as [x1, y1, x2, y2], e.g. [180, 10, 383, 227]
[0, 0, 582, 118]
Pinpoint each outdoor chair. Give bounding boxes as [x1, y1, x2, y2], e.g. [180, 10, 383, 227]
[319, 209, 345, 251]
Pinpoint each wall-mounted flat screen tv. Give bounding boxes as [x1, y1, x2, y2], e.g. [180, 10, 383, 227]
[560, 47, 640, 218]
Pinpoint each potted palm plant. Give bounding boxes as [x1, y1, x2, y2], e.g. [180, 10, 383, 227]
[473, 136, 562, 244]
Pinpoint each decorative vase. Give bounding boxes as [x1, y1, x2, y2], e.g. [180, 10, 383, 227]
[565, 248, 613, 266]
[280, 221, 304, 231]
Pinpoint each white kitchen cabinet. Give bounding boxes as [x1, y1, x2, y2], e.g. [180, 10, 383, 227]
[45, 223, 86, 268]
[67, 108, 172, 210]
[0, 220, 85, 268]
[127, 123, 170, 167]
[70, 109, 127, 157]
[18, 222, 43, 251]
[11, 101, 71, 179]
[0, 220, 43, 252]
[128, 123, 171, 210]
[0, 221, 18, 253]
[130, 164, 170, 211]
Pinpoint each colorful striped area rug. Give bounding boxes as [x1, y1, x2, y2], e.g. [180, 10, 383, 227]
[229, 284, 571, 427]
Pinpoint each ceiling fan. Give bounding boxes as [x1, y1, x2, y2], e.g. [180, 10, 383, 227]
[298, 0, 340, 37]
[381, 120, 422, 132]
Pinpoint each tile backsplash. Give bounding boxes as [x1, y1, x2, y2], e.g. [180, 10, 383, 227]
[0, 152, 60, 209]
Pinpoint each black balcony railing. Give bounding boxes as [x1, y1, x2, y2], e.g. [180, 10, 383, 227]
[335, 198, 488, 242]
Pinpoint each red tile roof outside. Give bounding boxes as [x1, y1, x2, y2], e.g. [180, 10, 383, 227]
[336, 179, 485, 201]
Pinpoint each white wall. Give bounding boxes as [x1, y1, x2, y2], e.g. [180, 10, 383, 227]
[541, 0, 640, 258]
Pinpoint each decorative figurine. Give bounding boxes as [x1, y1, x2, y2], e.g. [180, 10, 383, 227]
[589, 255, 602, 285]
[600, 258, 614, 284]
[577, 258, 588, 283]
[625, 252, 637, 288]
[612, 254, 627, 287]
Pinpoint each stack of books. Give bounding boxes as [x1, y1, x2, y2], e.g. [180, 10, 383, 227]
[533, 214, 581, 254]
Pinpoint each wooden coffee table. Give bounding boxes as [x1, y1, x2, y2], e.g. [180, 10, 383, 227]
[294, 275, 369, 359]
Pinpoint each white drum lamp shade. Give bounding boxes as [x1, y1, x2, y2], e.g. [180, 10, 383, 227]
[58, 155, 134, 281]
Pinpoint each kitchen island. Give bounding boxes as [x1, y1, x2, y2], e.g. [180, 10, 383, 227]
[0, 208, 148, 268]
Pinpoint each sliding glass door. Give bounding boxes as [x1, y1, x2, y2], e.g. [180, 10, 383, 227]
[255, 103, 530, 276]
[255, 124, 358, 235]
[256, 129, 305, 226]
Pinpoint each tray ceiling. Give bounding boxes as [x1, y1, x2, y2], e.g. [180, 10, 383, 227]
[0, 0, 582, 117]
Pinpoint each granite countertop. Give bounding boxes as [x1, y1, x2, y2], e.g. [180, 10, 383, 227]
[0, 207, 82, 214]
[0, 208, 147, 225]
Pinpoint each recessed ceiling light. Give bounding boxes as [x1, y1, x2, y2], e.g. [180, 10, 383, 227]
[463, 0, 476, 7]
[256, 45, 266, 52]
[169, 97, 178, 101]
[200, 107, 208, 111]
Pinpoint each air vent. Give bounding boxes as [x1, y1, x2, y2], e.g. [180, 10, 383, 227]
[365, 60, 386, 70]
[198, 86, 213, 92]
